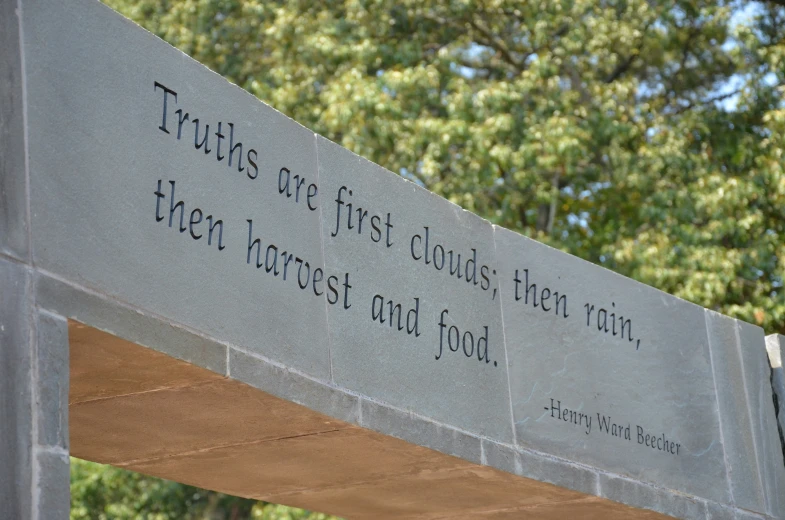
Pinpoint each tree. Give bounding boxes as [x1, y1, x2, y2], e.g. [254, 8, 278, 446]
[103, 0, 784, 332]
[70, 458, 341, 520]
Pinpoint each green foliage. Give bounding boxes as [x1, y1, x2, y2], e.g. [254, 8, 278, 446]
[102, 1, 785, 321]
[70, 458, 341, 520]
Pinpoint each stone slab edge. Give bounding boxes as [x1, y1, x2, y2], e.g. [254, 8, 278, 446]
[764, 335, 785, 473]
[0, 259, 34, 519]
[705, 310, 766, 512]
[739, 323, 785, 519]
[35, 271, 227, 375]
[1, 2, 71, 516]
[0, 0, 29, 261]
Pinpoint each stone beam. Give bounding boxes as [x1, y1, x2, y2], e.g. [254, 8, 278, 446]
[2, 0, 784, 518]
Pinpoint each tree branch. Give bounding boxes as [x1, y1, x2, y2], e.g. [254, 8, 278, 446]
[467, 17, 525, 72]
[605, 20, 654, 83]
[672, 88, 743, 114]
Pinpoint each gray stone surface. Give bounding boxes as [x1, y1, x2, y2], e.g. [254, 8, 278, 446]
[599, 474, 707, 519]
[495, 226, 728, 503]
[482, 440, 518, 475]
[0, 259, 33, 520]
[0, 0, 28, 261]
[705, 503, 735, 520]
[23, 0, 329, 379]
[482, 440, 599, 496]
[517, 447, 599, 496]
[35, 311, 69, 449]
[317, 136, 514, 443]
[705, 311, 764, 512]
[764, 335, 785, 467]
[737, 323, 785, 519]
[360, 399, 483, 464]
[36, 272, 227, 374]
[229, 348, 359, 424]
[734, 510, 770, 520]
[34, 448, 70, 520]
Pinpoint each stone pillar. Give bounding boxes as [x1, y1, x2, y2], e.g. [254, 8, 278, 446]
[1, 0, 70, 517]
[0, 262, 70, 520]
[0, 260, 34, 519]
[766, 335, 785, 464]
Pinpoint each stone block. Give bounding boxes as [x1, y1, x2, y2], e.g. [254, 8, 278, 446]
[764, 335, 785, 464]
[517, 448, 599, 496]
[0, 259, 33, 520]
[0, 0, 28, 261]
[704, 311, 765, 512]
[23, 0, 329, 378]
[317, 135, 514, 443]
[35, 311, 69, 449]
[34, 449, 69, 520]
[733, 510, 769, 520]
[704, 502, 735, 520]
[481, 440, 518, 475]
[737, 323, 785, 519]
[360, 399, 483, 464]
[229, 348, 360, 424]
[495, 226, 728, 503]
[36, 273, 227, 374]
[599, 474, 707, 519]
[481, 440, 598, 496]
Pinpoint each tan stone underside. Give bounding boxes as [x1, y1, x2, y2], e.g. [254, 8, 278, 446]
[69, 321, 671, 520]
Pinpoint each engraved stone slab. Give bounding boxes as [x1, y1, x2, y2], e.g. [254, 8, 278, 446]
[317, 137, 514, 442]
[494, 227, 728, 503]
[23, 0, 329, 377]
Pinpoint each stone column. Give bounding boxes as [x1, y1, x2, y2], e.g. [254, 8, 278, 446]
[1, 0, 70, 517]
[766, 335, 785, 464]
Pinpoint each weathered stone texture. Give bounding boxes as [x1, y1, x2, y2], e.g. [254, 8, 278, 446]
[34, 449, 70, 520]
[482, 440, 599, 496]
[737, 324, 785, 519]
[705, 311, 765, 512]
[599, 474, 707, 519]
[229, 348, 360, 424]
[36, 273, 227, 374]
[0, 259, 33, 520]
[34, 311, 69, 449]
[765, 335, 785, 463]
[360, 399, 483, 465]
[0, 0, 28, 261]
